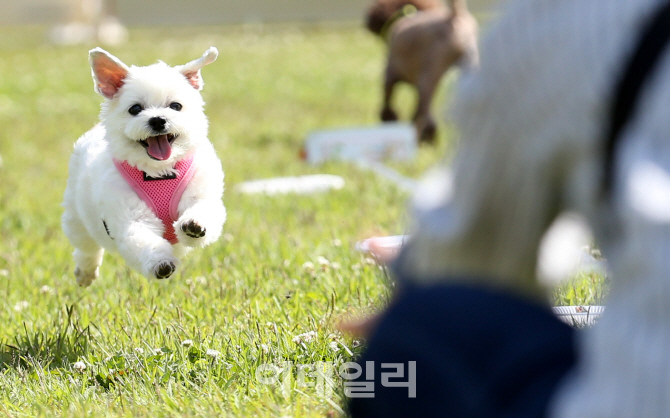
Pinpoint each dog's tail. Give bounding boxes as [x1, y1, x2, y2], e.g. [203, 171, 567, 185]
[447, 0, 469, 16]
[365, 0, 444, 36]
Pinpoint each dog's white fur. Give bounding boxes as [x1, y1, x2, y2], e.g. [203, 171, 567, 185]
[62, 47, 226, 286]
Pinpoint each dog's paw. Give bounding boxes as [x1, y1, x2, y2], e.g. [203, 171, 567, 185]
[180, 220, 206, 238]
[381, 107, 398, 122]
[419, 123, 437, 144]
[75, 267, 98, 287]
[154, 261, 176, 279]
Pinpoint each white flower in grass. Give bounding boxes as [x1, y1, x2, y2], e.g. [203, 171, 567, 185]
[206, 349, 221, 359]
[317, 256, 330, 267]
[330, 262, 341, 270]
[195, 276, 207, 285]
[260, 344, 269, 354]
[302, 261, 315, 272]
[73, 361, 87, 372]
[0, 269, 8, 277]
[332, 238, 342, 247]
[293, 331, 318, 345]
[13, 301, 28, 312]
[134, 348, 144, 355]
[153, 348, 165, 356]
[181, 339, 194, 347]
[329, 341, 340, 352]
[39, 285, 54, 294]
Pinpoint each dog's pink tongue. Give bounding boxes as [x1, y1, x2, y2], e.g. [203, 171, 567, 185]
[146, 135, 171, 161]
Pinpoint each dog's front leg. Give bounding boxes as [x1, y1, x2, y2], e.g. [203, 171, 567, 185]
[175, 198, 226, 248]
[174, 148, 226, 248]
[115, 220, 178, 279]
[381, 68, 399, 122]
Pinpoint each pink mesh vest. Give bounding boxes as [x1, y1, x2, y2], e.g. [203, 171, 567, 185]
[114, 156, 196, 244]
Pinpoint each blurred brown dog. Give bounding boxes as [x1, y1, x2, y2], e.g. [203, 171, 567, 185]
[366, 0, 479, 143]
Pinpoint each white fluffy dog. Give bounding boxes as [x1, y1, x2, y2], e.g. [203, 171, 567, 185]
[62, 47, 226, 286]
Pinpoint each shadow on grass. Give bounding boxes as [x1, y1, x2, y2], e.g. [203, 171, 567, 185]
[0, 304, 92, 370]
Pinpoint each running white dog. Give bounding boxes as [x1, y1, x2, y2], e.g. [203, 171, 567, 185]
[62, 47, 226, 286]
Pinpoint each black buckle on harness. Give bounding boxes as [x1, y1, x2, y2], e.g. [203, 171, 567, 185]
[143, 171, 177, 181]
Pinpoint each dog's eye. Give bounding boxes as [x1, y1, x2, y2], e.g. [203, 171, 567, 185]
[169, 102, 182, 111]
[128, 104, 143, 116]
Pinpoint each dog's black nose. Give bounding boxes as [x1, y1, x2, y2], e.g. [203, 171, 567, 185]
[148, 117, 167, 131]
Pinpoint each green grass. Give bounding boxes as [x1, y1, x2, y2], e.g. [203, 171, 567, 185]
[553, 271, 609, 307]
[0, 23, 604, 417]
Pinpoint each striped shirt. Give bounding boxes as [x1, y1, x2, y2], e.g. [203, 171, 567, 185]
[395, 0, 670, 415]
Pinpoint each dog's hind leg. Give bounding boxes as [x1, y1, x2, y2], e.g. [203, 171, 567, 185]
[381, 68, 400, 122]
[62, 212, 104, 287]
[73, 247, 104, 287]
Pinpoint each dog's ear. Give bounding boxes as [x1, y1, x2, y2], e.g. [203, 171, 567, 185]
[175, 47, 218, 90]
[89, 48, 130, 99]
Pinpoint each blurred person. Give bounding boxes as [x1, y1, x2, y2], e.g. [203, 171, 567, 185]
[347, 0, 670, 417]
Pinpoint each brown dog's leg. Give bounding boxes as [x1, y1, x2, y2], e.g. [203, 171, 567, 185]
[381, 68, 399, 122]
[413, 72, 441, 144]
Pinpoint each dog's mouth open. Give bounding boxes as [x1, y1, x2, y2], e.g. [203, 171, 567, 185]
[138, 134, 177, 161]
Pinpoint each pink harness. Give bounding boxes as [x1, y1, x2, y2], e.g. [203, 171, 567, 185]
[114, 156, 196, 244]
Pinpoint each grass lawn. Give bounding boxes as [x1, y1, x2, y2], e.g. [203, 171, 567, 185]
[0, 23, 605, 417]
